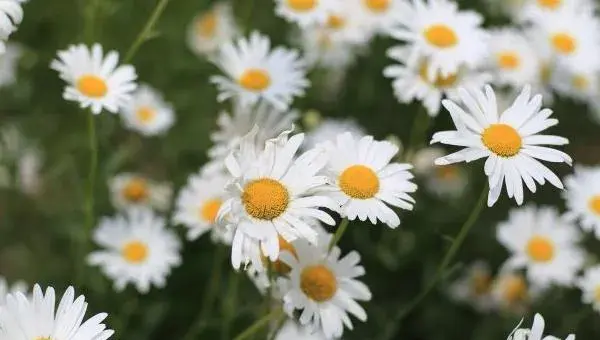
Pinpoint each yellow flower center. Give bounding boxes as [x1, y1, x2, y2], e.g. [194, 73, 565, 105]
[418, 61, 458, 88]
[300, 264, 337, 302]
[239, 68, 271, 91]
[242, 178, 289, 220]
[273, 236, 297, 274]
[594, 285, 600, 302]
[471, 271, 492, 296]
[588, 195, 600, 216]
[497, 52, 520, 70]
[196, 10, 218, 37]
[502, 275, 527, 304]
[572, 75, 589, 90]
[364, 0, 390, 12]
[540, 63, 553, 84]
[36, 337, 51, 340]
[339, 165, 380, 199]
[423, 24, 458, 48]
[122, 241, 149, 264]
[327, 14, 346, 29]
[135, 106, 156, 124]
[286, 0, 317, 11]
[122, 178, 149, 202]
[537, 0, 561, 9]
[551, 33, 576, 55]
[200, 198, 222, 223]
[76, 75, 108, 98]
[481, 124, 522, 157]
[435, 165, 459, 181]
[526, 236, 555, 263]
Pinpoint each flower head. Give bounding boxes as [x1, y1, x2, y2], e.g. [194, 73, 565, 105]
[120, 84, 175, 136]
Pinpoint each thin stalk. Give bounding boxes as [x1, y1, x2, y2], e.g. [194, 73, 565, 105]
[221, 272, 241, 340]
[124, 0, 172, 63]
[233, 308, 282, 340]
[84, 113, 98, 233]
[380, 186, 488, 340]
[403, 107, 431, 162]
[328, 218, 349, 251]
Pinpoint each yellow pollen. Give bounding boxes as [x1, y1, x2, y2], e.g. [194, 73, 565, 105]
[327, 15, 346, 29]
[435, 166, 459, 181]
[424, 24, 458, 48]
[273, 236, 298, 274]
[364, 0, 390, 12]
[200, 198, 222, 223]
[526, 236, 555, 263]
[497, 52, 520, 70]
[588, 196, 600, 216]
[572, 75, 589, 90]
[286, 0, 317, 11]
[122, 178, 149, 202]
[300, 264, 337, 302]
[76, 75, 108, 98]
[242, 178, 289, 220]
[419, 61, 458, 88]
[502, 275, 527, 304]
[135, 106, 157, 124]
[239, 68, 271, 91]
[471, 271, 492, 296]
[36, 338, 51, 340]
[551, 33, 576, 55]
[339, 165, 380, 199]
[537, 0, 561, 9]
[196, 11, 218, 37]
[122, 241, 149, 264]
[481, 124, 522, 157]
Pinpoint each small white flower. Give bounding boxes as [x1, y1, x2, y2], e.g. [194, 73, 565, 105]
[211, 32, 309, 110]
[519, 0, 595, 23]
[187, 2, 238, 56]
[490, 271, 534, 313]
[0, 276, 26, 305]
[448, 261, 494, 311]
[120, 84, 175, 136]
[304, 118, 365, 149]
[109, 173, 172, 212]
[507, 313, 575, 340]
[577, 265, 600, 313]
[412, 147, 468, 198]
[563, 166, 600, 238]
[550, 65, 599, 104]
[0, 0, 24, 53]
[51, 44, 137, 114]
[0, 284, 114, 340]
[173, 170, 232, 243]
[497, 205, 585, 288]
[88, 207, 182, 293]
[352, 0, 410, 34]
[487, 29, 541, 89]
[275, 0, 341, 27]
[431, 85, 572, 206]
[295, 27, 358, 70]
[275, 320, 328, 340]
[319, 5, 375, 45]
[0, 126, 42, 195]
[278, 236, 371, 339]
[319, 132, 417, 228]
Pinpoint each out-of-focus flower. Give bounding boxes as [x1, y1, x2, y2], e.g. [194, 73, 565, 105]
[481, 0, 525, 20]
[109, 173, 172, 212]
[577, 265, 600, 313]
[448, 261, 494, 311]
[120, 84, 175, 136]
[388, 0, 488, 81]
[320, 6, 374, 45]
[319, 132, 417, 228]
[551, 66, 599, 105]
[187, 2, 238, 57]
[384, 46, 491, 116]
[490, 271, 532, 313]
[0, 276, 26, 305]
[487, 29, 540, 89]
[278, 235, 371, 339]
[275, 0, 340, 27]
[211, 32, 309, 110]
[352, 0, 410, 35]
[296, 28, 357, 70]
[173, 170, 232, 243]
[218, 128, 337, 271]
[519, 0, 595, 23]
[563, 166, 600, 238]
[88, 207, 181, 294]
[0, 43, 20, 87]
[497, 205, 584, 288]
[304, 117, 365, 149]
[0, 284, 115, 339]
[275, 320, 328, 340]
[506, 313, 575, 340]
[0, 0, 24, 53]
[431, 85, 572, 206]
[0, 126, 43, 196]
[413, 147, 467, 198]
[51, 44, 137, 114]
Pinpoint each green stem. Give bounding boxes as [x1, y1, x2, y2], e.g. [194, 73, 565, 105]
[85, 113, 98, 232]
[124, 0, 172, 63]
[244, 0, 256, 32]
[233, 308, 282, 340]
[380, 185, 487, 340]
[222, 272, 241, 340]
[181, 245, 226, 340]
[328, 218, 349, 251]
[403, 108, 431, 162]
[83, 0, 101, 43]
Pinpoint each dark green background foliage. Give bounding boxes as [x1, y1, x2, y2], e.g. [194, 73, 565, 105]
[1, 0, 600, 339]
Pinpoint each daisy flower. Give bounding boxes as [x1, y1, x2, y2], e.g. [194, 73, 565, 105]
[88, 207, 182, 293]
[296, 27, 357, 70]
[563, 166, 600, 238]
[550, 65, 599, 104]
[447, 261, 494, 311]
[318, 132, 417, 228]
[120, 84, 175, 136]
[497, 205, 585, 288]
[187, 2, 238, 56]
[109, 173, 172, 212]
[507, 313, 575, 340]
[51, 44, 137, 114]
[218, 127, 338, 271]
[0, 43, 20, 87]
[352, 0, 410, 34]
[304, 118, 365, 149]
[384, 46, 491, 116]
[387, 0, 488, 80]
[0, 276, 26, 305]
[0, 284, 114, 340]
[278, 236, 372, 339]
[490, 271, 532, 313]
[487, 29, 541, 89]
[204, 101, 299, 175]
[431, 85, 572, 206]
[275, 320, 327, 340]
[0, 0, 24, 53]
[211, 31, 309, 110]
[173, 170, 232, 243]
[519, 0, 595, 23]
[0, 126, 42, 195]
[412, 147, 468, 198]
[275, 0, 341, 27]
[319, 5, 374, 46]
[577, 265, 600, 313]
